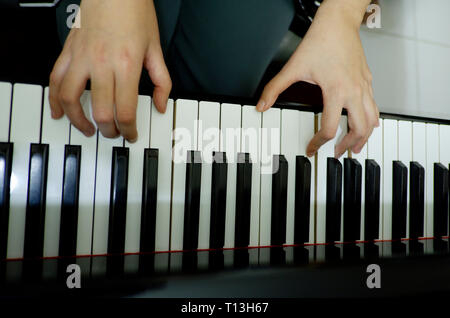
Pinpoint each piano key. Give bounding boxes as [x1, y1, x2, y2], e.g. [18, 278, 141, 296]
[107, 147, 129, 255]
[234, 153, 251, 248]
[364, 159, 381, 241]
[197, 101, 220, 250]
[8, 84, 43, 259]
[259, 108, 281, 246]
[92, 134, 123, 255]
[0, 143, 13, 260]
[343, 158, 362, 242]
[440, 125, 450, 166]
[41, 87, 70, 258]
[367, 121, 383, 240]
[351, 143, 367, 241]
[271, 154, 288, 246]
[412, 122, 426, 238]
[294, 156, 311, 245]
[183, 151, 202, 251]
[382, 119, 398, 240]
[139, 148, 158, 254]
[392, 161, 408, 240]
[280, 109, 301, 246]
[241, 106, 261, 247]
[209, 151, 228, 250]
[316, 115, 347, 244]
[426, 123, 440, 237]
[125, 95, 151, 254]
[23, 144, 49, 258]
[398, 120, 412, 238]
[150, 99, 173, 252]
[71, 91, 97, 256]
[58, 145, 81, 257]
[0, 82, 11, 142]
[434, 163, 449, 238]
[409, 162, 425, 239]
[220, 103, 241, 249]
[171, 99, 198, 251]
[326, 158, 342, 243]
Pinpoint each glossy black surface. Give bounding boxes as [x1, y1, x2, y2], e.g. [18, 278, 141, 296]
[410, 161, 425, 239]
[183, 151, 202, 251]
[364, 159, 380, 241]
[271, 155, 288, 246]
[434, 163, 449, 238]
[24, 143, 49, 259]
[326, 158, 342, 243]
[235, 153, 252, 248]
[108, 147, 129, 255]
[294, 156, 311, 244]
[140, 148, 159, 253]
[210, 152, 227, 249]
[392, 161, 408, 240]
[343, 158, 362, 242]
[59, 145, 81, 257]
[0, 142, 12, 260]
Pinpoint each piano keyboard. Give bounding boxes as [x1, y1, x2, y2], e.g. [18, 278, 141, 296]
[0, 82, 449, 261]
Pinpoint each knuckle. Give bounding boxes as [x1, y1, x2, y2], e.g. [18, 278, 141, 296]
[59, 91, 77, 106]
[116, 110, 135, 126]
[93, 110, 114, 125]
[320, 127, 337, 141]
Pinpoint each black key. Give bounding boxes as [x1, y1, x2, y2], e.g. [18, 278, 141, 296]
[24, 144, 49, 259]
[392, 161, 407, 240]
[434, 163, 449, 238]
[140, 148, 159, 253]
[294, 156, 311, 244]
[234, 153, 252, 248]
[365, 159, 380, 241]
[0, 142, 13, 260]
[107, 147, 129, 255]
[343, 158, 362, 242]
[410, 162, 425, 239]
[209, 151, 227, 250]
[271, 155, 288, 246]
[326, 158, 342, 243]
[58, 145, 81, 257]
[183, 150, 202, 251]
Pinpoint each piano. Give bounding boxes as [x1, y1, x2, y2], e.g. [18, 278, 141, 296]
[0, 81, 450, 298]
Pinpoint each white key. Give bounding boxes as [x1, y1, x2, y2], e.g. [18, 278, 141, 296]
[220, 103, 241, 248]
[171, 99, 198, 251]
[8, 84, 43, 259]
[150, 99, 174, 252]
[71, 92, 97, 256]
[197, 101, 220, 250]
[41, 87, 70, 257]
[398, 120, 412, 239]
[425, 123, 440, 238]
[440, 124, 450, 166]
[259, 108, 281, 246]
[124, 95, 151, 254]
[412, 122, 426, 238]
[92, 134, 123, 255]
[0, 82, 12, 141]
[382, 119, 398, 241]
[241, 106, 261, 247]
[352, 142, 367, 241]
[281, 109, 301, 246]
[367, 122, 383, 240]
[316, 115, 347, 244]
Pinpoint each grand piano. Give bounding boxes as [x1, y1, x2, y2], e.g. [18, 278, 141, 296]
[0, 1, 449, 299]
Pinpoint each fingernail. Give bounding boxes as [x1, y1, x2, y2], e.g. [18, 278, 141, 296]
[86, 126, 96, 137]
[127, 137, 137, 144]
[256, 101, 266, 112]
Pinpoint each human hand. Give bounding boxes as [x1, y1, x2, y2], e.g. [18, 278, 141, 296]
[49, 0, 171, 142]
[257, 0, 379, 158]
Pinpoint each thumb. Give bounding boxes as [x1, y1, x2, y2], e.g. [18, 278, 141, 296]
[145, 46, 172, 114]
[256, 69, 296, 112]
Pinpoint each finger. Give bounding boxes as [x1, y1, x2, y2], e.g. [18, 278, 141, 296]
[59, 64, 96, 137]
[49, 50, 72, 119]
[91, 70, 120, 139]
[114, 66, 141, 143]
[145, 47, 172, 113]
[256, 70, 295, 112]
[306, 91, 343, 157]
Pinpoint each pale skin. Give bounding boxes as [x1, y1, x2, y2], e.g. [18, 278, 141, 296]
[50, 0, 379, 158]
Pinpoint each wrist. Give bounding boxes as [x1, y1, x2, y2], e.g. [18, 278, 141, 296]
[316, 0, 371, 29]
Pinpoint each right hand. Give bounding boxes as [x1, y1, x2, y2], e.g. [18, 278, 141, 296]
[49, 0, 172, 142]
